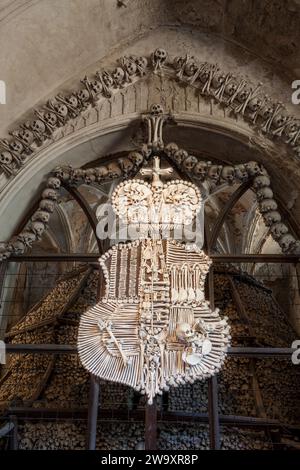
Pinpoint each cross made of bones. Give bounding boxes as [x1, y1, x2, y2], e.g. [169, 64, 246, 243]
[141, 156, 173, 187]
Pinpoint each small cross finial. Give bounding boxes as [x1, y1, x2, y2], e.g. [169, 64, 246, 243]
[140, 156, 173, 187]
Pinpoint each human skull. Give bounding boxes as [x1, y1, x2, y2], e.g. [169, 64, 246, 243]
[173, 149, 188, 165]
[39, 199, 56, 213]
[263, 210, 281, 226]
[77, 88, 90, 102]
[11, 239, 26, 255]
[54, 103, 68, 117]
[66, 94, 79, 108]
[72, 169, 84, 184]
[32, 210, 51, 224]
[283, 121, 298, 140]
[234, 163, 248, 181]
[112, 67, 125, 85]
[42, 188, 58, 200]
[212, 72, 226, 89]
[10, 140, 24, 155]
[53, 166, 71, 182]
[259, 199, 278, 213]
[118, 157, 134, 175]
[176, 323, 195, 342]
[184, 59, 199, 77]
[183, 155, 198, 172]
[272, 113, 287, 128]
[259, 104, 274, 120]
[248, 96, 262, 112]
[44, 112, 57, 127]
[194, 161, 208, 180]
[256, 187, 274, 201]
[30, 221, 45, 239]
[221, 165, 235, 184]
[237, 87, 250, 103]
[17, 231, 36, 247]
[245, 161, 262, 176]
[253, 175, 271, 189]
[84, 169, 96, 184]
[123, 57, 137, 76]
[164, 142, 179, 157]
[208, 165, 222, 183]
[128, 151, 144, 167]
[150, 104, 164, 115]
[107, 162, 122, 178]
[153, 48, 167, 64]
[270, 222, 289, 240]
[0, 151, 13, 166]
[95, 166, 109, 180]
[225, 80, 238, 96]
[135, 56, 147, 73]
[101, 71, 113, 88]
[91, 80, 103, 95]
[18, 129, 34, 146]
[0, 242, 11, 260]
[31, 119, 46, 134]
[47, 177, 61, 190]
[278, 233, 296, 252]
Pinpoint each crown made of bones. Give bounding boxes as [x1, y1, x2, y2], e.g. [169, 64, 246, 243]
[112, 156, 202, 228]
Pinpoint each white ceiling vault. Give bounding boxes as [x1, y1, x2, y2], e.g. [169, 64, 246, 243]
[0, 0, 300, 254]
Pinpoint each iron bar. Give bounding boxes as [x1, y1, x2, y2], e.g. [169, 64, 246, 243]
[86, 374, 100, 450]
[145, 398, 157, 450]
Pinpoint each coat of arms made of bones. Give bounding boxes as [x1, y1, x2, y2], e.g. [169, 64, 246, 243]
[78, 114, 231, 404]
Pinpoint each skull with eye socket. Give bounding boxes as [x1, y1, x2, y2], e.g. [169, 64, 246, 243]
[173, 149, 188, 166]
[128, 151, 144, 167]
[44, 112, 58, 128]
[245, 161, 263, 177]
[194, 161, 209, 181]
[272, 113, 287, 129]
[54, 103, 68, 118]
[118, 157, 134, 175]
[183, 155, 198, 172]
[176, 323, 195, 343]
[18, 129, 34, 146]
[32, 210, 51, 224]
[112, 67, 125, 86]
[31, 119, 46, 135]
[224, 80, 238, 97]
[153, 48, 167, 67]
[0, 151, 13, 166]
[9, 140, 24, 157]
[77, 88, 90, 103]
[278, 234, 297, 252]
[47, 177, 61, 190]
[234, 164, 248, 181]
[164, 142, 179, 158]
[17, 231, 36, 248]
[208, 165, 222, 184]
[283, 121, 299, 140]
[248, 97, 262, 112]
[221, 166, 235, 184]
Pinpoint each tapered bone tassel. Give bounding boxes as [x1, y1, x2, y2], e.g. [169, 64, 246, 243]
[188, 266, 195, 303]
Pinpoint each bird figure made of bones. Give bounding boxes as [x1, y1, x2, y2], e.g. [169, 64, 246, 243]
[78, 156, 231, 404]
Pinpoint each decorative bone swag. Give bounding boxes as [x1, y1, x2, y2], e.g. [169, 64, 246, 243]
[78, 109, 231, 404]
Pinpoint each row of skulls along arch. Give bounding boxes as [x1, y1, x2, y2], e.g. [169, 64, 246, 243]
[1, 49, 300, 176]
[0, 133, 299, 261]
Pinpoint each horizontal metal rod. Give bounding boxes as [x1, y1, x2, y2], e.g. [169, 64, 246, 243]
[3, 407, 300, 430]
[6, 253, 300, 263]
[4, 344, 296, 357]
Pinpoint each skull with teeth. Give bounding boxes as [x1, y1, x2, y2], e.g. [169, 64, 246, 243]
[183, 155, 198, 172]
[256, 187, 274, 201]
[42, 188, 58, 201]
[30, 221, 46, 239]
[66, 95, 79, 108]
[225, 80, 238, 96]
[128, 151, 144, 167]
[39, 199, 56, 213]
[248, 96, 262, 112]
[259, 199, 278, 213]
[77, 88, 90, 103]
[173, 149, 188, 166]
[72, 169, 84, 184]
[253, 175, 271, 189]
[91, 80, 103, 95]
[84, 169, 96, 184]
[10, 140, 24, 155]
[44, 112, 58, 127]
[221, 165, 235, 184]
[164, 142, 179, 157]
[278, 233, 296, 252]
[245, 161, 262, 177]
[259, 104, 274, 120]
[54, 103, 68, 117]
[32, 210, 51, 224]
[153, 48, 167, 66]
[47, 177, 61, 190]
[234, 163, 248, 181]
[11, 239, 26, 255]
[18, 129, 34, 146]
[135, 56, 147, 73]
[272, 113, 287, 128]
[17, 231, 36, 247]
[176, 323, 195, 343]
[123, 57, 137, 76]
[263, 210, 281, 226]
[208, 165, 222, 183]
[31, 119, 46, 134]
[107, 162, 122, 178]
[194, 161, 209, 180]
[0, 151, 13, 166]
[95, 166, 109, 180]
[112, 67, 125, 85]
[270, 222, 289, 240]
[237, 87, 250, 103]
[118, 157, 134, 175]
